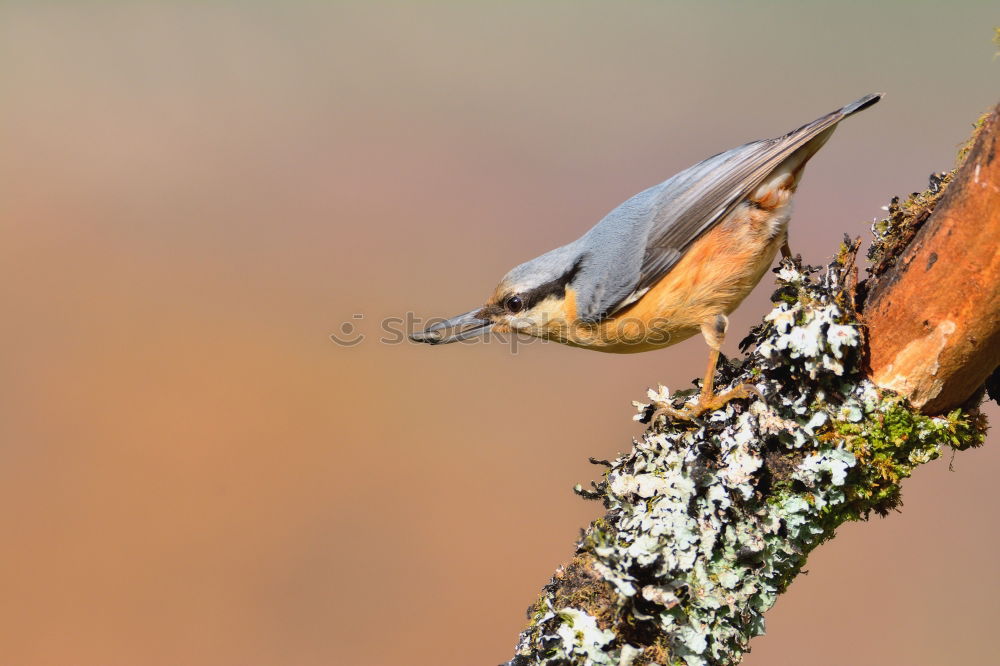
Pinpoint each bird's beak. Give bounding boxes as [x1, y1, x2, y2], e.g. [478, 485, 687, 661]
[410, 308, 493, 344]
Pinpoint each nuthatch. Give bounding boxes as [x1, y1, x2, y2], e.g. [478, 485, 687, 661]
[411, 94, 882, 419]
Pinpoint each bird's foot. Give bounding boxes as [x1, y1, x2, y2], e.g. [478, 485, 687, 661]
[651, 383, 762, 423]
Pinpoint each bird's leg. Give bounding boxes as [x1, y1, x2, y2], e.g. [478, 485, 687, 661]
[780, 231, 793, 260]
[651, 314, 761, 422]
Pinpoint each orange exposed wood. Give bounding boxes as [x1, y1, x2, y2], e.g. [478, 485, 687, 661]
[864, 105, 1000, 414]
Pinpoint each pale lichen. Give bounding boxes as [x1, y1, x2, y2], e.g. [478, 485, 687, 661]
[507, 254, 986, 666]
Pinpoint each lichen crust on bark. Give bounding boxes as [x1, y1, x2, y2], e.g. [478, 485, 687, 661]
[506, 256, 986, 666]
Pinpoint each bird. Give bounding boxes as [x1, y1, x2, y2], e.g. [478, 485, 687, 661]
[410, 94, 882, 420]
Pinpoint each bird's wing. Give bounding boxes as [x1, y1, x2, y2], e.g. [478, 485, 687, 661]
[601, 94, 881, 318]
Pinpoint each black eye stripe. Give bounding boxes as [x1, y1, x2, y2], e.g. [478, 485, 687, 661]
[515, 258, 584, 310]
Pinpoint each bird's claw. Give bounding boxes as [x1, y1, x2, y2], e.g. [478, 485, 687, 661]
[650, 383, 762, 423]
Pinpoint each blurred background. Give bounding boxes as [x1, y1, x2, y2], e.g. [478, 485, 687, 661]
[1, 2, 997, 665]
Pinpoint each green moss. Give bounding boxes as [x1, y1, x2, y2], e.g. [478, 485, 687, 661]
[956, 112, 989, 163]
[866, 171, 954, 281]
[833, 398, 986, 518]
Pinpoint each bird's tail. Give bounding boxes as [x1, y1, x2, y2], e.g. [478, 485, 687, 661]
[840, 93, 884, 117]
[776, 93, 883, 179]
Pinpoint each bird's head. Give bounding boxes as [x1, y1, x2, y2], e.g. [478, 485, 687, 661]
[410, 245, 585, 345]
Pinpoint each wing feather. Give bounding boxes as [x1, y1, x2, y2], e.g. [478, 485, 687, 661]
[611, 94, 881, 313]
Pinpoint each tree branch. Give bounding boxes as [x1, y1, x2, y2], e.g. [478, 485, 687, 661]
[504, 104, 998, 666]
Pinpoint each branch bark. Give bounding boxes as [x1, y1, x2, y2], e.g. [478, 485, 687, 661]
[505, 104, 998, 666]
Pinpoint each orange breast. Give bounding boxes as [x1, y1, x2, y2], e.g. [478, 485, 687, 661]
[562, 194, 791, 354]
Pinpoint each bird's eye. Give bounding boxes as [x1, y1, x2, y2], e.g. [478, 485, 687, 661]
[505, 295, 524, 313]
